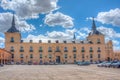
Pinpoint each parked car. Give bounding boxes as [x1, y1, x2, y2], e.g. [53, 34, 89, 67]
[104, 62, 112, 67]
[77, 61, 90, 66]
[0, 64, 4, 67]
[111, 62, 120, 68]
[97, 62, 107, 67]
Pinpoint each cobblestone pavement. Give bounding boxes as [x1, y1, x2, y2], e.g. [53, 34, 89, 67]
[0, 64, 120, 80]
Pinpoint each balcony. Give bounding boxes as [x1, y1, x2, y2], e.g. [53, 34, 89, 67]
[29, 50, 33, 52]
[97, 50, 101, 52]
[20, 50, 24, 52]
[64, 50, 68, 52]
[39, 50, 43, 52]
[73, 50, 77, 52]
[10, 50, 14, 52]
[81, 50, 85, 52]
[48, 50, 52, 52]
[97, 42, 101, 44]
[55, 50, 61, 52]
[89, 50, 93, 52]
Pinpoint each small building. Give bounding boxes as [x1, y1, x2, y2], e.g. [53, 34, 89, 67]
[0, 49, 11, 64]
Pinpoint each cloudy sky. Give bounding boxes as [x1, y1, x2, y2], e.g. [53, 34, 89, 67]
[0, 0, 120, 50]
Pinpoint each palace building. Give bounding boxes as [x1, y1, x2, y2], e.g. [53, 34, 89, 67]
[4, 14, 114, 64]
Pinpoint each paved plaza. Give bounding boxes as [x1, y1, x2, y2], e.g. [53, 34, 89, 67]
[0, 65, 120, 80]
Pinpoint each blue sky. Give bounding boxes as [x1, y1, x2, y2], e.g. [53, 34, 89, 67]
[0, 0, 120, 50]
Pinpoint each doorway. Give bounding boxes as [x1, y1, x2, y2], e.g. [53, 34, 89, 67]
[56, 56, 60, 63]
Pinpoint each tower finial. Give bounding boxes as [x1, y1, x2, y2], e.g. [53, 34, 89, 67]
[92, 17, 96, 31]
[12, 12, 15, 28]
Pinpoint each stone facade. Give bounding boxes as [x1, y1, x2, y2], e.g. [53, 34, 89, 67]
[4, 16, 114, 64]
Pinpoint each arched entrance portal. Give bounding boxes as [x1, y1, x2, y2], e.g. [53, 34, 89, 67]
[56, 56, 60, 63]
[54, 52, 63, 63]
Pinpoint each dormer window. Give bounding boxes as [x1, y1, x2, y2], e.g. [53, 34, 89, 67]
[39, 40, 42, 43]
[10, 37, 14, 42]
[21, 40, 23, 43]
[56, 40, 59, 43]
[63, 40, 67, 43]
[48, 40, 51, 43]
[30, 40, 33, 43]
[72, 41, 75, 43]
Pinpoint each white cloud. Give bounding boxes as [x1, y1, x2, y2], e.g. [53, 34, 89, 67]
[24, 29, 76, 42]
[1, 0, 59, 19]
[0, 12, 35, 32]
[96, 8, 120, 26]
[98, 26, 120, 39]
[44, 12, 74, 28]
[98, 26, 120, 50]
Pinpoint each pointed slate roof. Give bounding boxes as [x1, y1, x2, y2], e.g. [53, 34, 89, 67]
[89, 17, 102, 36]
[73, 32, 76, 40]
[7, 14, 19, 33]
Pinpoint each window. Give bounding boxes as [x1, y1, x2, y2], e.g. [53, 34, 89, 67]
[48, 54, 52, 59]
[81, 47, 85, 52]
[64, 47, 68, 52]
[73, 47, 76, 52]
[89, 47, 93, 52]
[29, 46, 33, 52]
[10, 37, 14, 42]
[98, 54, 101, 58]
[82, 54, 84, 58]
[20, 46, 24, 52]
[64, 54, 67, 59]
[97, 47, 101, 52]
[10, 46, 14, 52]
[20, 54, 23, 58]
[39, 47, 43, 52]
[48, 47, 52, 52]
[56, 46, 60, 52]
[40, 54, 42, 59]
[30, 54, 33, 58]
[97, 39, 101, 44]
[73, 54, 76, 58]
[90, 54, 93, 58]
[11, 54, 14, 58]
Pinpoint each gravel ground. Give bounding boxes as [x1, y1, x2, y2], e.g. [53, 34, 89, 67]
[0, 64, 120, 80]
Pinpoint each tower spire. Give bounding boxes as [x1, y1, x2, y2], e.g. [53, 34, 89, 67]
[12, 13, 15, 28]
[92, 17, 96, 31]
[7, 13, 19, 33]
[73, 32, 76, 40]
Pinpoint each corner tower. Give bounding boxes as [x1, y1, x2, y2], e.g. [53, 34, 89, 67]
[5, 14, 21, 47]
[87, 18, 105, 44]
